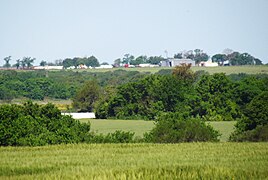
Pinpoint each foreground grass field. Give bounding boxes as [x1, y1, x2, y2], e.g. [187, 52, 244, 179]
[80, 119, 236, 142]
[0, 143, 267, 179]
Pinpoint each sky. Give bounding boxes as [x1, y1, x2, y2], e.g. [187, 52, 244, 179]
[0, 0, 268, 65]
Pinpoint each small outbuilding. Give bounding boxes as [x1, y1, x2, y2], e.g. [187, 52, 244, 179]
[160, 58, 195, 67]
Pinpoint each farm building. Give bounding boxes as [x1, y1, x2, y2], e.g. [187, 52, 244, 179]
[160, 58, 195, 67]
[33, 66, 63, 70]
[199, 60, 218, 67]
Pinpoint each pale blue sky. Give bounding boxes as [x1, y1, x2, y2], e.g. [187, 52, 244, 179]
[0, 0, 268, 65]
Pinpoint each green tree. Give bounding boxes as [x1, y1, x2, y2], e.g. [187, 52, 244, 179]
[239, 91, 268, 132]
[122, 54, 135, 64]
[113, 58, 121, 67]
[14, 59, 20, 69]
[174, 53, 183, 59]
[84, 56, 100, 67]
[3, 56, 11, 68]
[193, 73, 241, 121]
[72, 80, 100, 112]
[212, 54, 228, 65]
[130, 56, 147, 65]
[0, 102, 91, 146]
[144, 113, 220, 143]
[40, 60, 47, 66]
[147, 56, 164, 65]
[22, 57, 35, 69]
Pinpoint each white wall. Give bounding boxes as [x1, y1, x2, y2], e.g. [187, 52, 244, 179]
[62, 112, 96, 119]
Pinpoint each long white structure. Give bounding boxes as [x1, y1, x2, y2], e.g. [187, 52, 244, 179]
[62, 112, 96, 119]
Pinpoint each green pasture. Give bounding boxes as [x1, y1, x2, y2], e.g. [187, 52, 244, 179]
[80, 119, 236, 142]
[78, 65, 268, 74]
[0, 143, 267, 179]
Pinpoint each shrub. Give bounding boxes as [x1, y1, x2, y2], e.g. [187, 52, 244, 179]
[144, 113, 220, 143]
[230, 124, 268, 142]
[88, 130, 136, 143]
[0, 102, 90, 146]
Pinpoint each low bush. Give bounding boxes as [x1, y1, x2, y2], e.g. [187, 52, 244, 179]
[144, 113, 220, 143]
[88, 130, 136, 143]
[229, 124, 268, 142]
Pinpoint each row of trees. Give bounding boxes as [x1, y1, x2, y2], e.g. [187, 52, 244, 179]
[62, 56, 100, 69]
[114, 54, 165, 66]
[2, 49, 264, 68]
[174, 49, 263, 65]
[93, 67, 268, 121]
[2, 56, 36, 69]
[0, 101, 221, 146]
[0, 69, 147, 101]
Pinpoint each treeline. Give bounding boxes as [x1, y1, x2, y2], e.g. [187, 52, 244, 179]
[0, 70, 147, 101]
[95, 66, 268, 121]
[0, 102, 220, 146]
[2, 49, 264, 70]
[90, 65, 268, 141]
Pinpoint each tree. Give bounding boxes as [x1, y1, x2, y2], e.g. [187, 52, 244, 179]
[172, 63, 195, 83]
[144, 113, 220, 143]
[211, 54, 228, 65]
[3, 56, 11, 68]
[193, 73, 241, 121]
[62, 58, 73, 69]
[228, 52, 262, 65]
[230, 91, 268, 142]
[193, 50, 209, 64]
[14, 59, 20, 69]
[101, 62, 109, 65]
[147, 56, 164, 64]
[130, 56, 147, 65]
[0, 102, 91, 146]
[40, 60, 47, 66]
[72, 80, 100, 112]
[240, 91, 268, 131]
[122, 54, 134, 64]
[84, 56, 100, 67]
[22, 57, 35, 69]
[113, 58, 121, 67]
[174, 53, 183, 59]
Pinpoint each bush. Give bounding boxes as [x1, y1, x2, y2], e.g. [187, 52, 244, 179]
[0, 102, 90, 146]
[144, 113, 220, 143]
[88, 130, 136, 143]
[230, 124, 268, 142]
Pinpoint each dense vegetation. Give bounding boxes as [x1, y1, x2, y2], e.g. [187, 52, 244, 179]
[95, 67, 268, 122]
[0, 69, 147, 101]
[0, 102, 90, 146]
[1, 66, 268, 143]
[0, 102, 141, 146]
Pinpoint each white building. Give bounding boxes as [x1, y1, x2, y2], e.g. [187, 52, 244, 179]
[160, 58, 195, 67]
[199, 60, 218, 67]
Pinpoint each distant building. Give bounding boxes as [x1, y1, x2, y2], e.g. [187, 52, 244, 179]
[160, 58, 195, 67]
[199, 60, 218, 67]
[95, 65, 113, 69]
[33, 66, 63, 70]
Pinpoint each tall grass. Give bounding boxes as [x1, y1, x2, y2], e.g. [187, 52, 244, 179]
[0, 143, 267, 179]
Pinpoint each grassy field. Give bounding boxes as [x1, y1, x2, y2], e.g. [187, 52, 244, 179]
[0, 143, 267, 179]
[78, 65, 268, 74]
[80, 119, 236, 142]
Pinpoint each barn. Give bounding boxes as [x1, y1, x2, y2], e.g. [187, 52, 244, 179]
[160, 58, 195, 67]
